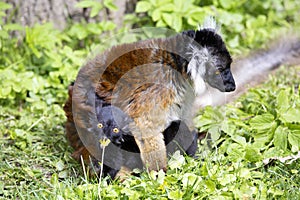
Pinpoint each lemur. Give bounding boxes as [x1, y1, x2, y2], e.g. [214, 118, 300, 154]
[70, 18, 235, 173]
[65, 20, 300, 178]
[64, 83, 198, 178]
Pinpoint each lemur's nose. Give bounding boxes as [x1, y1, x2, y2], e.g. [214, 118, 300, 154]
[225, 83, 236, 92]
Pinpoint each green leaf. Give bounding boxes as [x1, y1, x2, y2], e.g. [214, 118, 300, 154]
[90, 3, 103, 17]
[12, 82, 22, 93]
[172, 14, 182, 32]
[227, 143, 245, 161]
[162, 13, 182, 32]
[151, 8, 162, 21]
[3, 23, 24, 31]
[0, 2, 12, 10]
[136, 1, 152, 13]
[0, 29, 9, 39]
[221, 121, 236, 136]
[174, 0, 184, 8]
[232, 135, 246, 146]
[161, 12, 183, 31]
[239, 168, 251, 179]
[104, 0, 118, 11]
[75, 0, 96, 8]
[276, 89, 289, 112]
[249, 113, 276, 130]
[288, 129, 300, 152]
[157, 169, 165, 185]
[274, 126, 288, 151]
[14, 129, 26, 138]
[156, 19, 166, 27]
[159, 3, 175, 12]
[55, 160, 65, 171]
[0, 86, 11, 97]
[219, 0, 232, 9]
[100, 21, 116, 31]
[204, 180, 216, 193]
[86, 23, 102, 34]
[218, 174, 236, 186]
[228, 35, 240, 48]
[168, 190, 183, 200]
[208, 125, 221, 141]
[58, 170, 68, 179]
[69, 24, 88, 40]
[182, 173, 202, 189]
[168, 151, 185, 170]
[245, 146, 262, 162]
[162, 13, 173, 27]
[281, 108, 300, 123]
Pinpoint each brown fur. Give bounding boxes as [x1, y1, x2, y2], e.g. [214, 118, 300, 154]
[63, 84, 90, 162]
[64, 84, 82, 150]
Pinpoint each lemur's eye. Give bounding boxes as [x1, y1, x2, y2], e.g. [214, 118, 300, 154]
[113, 128, 119, 133]
[215, 70, 220, 75]
[97, 123, 103, 129]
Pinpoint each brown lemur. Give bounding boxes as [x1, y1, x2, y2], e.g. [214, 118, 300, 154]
[70, 17, 235, 174]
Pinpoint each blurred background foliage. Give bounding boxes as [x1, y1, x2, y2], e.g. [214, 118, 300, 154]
[0, 0, 299, 199]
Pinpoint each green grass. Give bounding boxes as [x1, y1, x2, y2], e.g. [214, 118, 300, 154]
[0, 67, 299, 199]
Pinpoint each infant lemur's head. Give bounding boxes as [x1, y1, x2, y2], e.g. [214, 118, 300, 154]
[183, 18, 236, 94]
[96, 106, 132, 145]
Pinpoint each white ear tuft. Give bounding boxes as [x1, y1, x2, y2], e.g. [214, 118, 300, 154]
[198, 16, 221, 34]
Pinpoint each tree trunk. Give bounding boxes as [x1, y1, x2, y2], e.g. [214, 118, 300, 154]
[4, 0, 137, 29]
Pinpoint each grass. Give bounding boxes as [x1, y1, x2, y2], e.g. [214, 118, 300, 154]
[0, 67, 299, 199]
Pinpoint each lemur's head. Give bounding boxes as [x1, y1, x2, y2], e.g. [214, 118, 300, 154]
[183, 18, 235, 94]
[96, 106, 131, 145]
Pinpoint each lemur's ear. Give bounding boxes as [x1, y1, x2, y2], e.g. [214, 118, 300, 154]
[198, 16, 220, 33]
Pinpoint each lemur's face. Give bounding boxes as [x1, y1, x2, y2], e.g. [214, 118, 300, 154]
[188, 29, 236, 93]
[96, 106, 131, 145]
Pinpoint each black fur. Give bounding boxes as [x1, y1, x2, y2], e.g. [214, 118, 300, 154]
[163, 120, 198, 157]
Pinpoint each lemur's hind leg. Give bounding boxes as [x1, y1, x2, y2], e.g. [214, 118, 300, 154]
[126, 84, 175, 171]
[130, 119, 167, 171]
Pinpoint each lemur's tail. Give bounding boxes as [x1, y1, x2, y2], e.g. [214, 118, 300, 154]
[195, 32, 300, 108]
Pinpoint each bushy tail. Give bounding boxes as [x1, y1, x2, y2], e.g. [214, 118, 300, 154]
[195, 33, 300, 108]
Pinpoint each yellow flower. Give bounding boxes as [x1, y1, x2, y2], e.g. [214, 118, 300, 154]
[99, 138, 111, 148]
